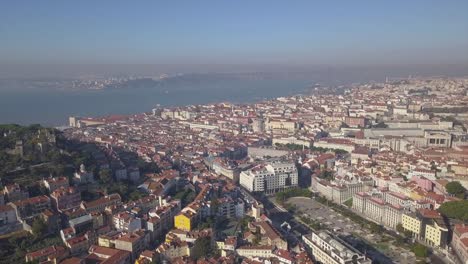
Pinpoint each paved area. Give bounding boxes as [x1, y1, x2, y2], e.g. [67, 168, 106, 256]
[285, 197, 419, 264]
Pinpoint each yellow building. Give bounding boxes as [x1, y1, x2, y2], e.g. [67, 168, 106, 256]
[266, 119, 298, 133]
[409, 190, 424, 201]
[402, 213, 422, 239]
[174, 211, 196, 231]
[424, 220, 448, 248]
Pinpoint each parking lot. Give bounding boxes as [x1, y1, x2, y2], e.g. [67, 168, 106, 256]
[286, 197, 419, 264]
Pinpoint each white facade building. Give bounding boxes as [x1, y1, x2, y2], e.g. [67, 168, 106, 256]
[302, 231, 371, 264]
[240, 160, 298, 194]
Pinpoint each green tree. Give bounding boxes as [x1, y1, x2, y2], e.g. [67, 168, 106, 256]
[445, 181, 466, 199]
[396, 223, 405, 233]
[411, 243, 428, 258]
[344, 198, 353, 207]
[438, 200, 468, 221]
[99, 168, 112, 184]
[192, 237, 212, 260]
[31, 217, 47, 239]
[369, 223, 383, 234]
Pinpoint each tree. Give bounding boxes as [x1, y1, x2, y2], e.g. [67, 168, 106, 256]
[99, 168, 112, 184]
[344, 198, 353, 207]
[438, 200, 468, 221]
[411, 243, 428, 258]
[445, 181, 466, 199]
[31, 217, 47, 239]
[192, 237, 212, 260]
[369, 223, 383, 234]
[396, 223, 405, 233]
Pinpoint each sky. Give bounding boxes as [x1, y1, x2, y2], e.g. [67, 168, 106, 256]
[1, 0, 468, 66]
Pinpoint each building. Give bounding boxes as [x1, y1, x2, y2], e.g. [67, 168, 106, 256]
[344, 116, 368, 128]
[312, 176, 373, 204]
[273, 136, 311, 148]
[25, 245, 69, 263]
[313, 138, 355, 153]
[401, 212, 423, 239]
[353, 192, 403, 229]
[452, 224, 468, 264]
[240, 160, 298, 194]
[114, 231, 149, 261]
[174, 211, 197, 232]
[211, 158, 241, 182]
[302, 231, 371, 264]
[50, 187, 81, 212]
[401, 209, 449, 248]
[266, 119, 298, 134]
[424, 130, 452, 148]
[87, 246, 132, 264]
[251, 220, 288, 250]
[113, 212, 142, 232]
[0, 204, 19, 234]
[3, 183, 29, 203]
[81, 193, 122, 213]
[236, 245, 274, 259]
[251, 118, 265, 133]
[74, 164, 95, 184]
[156, 239, 191, 261]
[43, 177, 70, 192]
[216, 197, 245, 219]
[10, 195, 51, 221]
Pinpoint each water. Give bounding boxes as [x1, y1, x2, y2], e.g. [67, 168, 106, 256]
[0, 78, 313, 126]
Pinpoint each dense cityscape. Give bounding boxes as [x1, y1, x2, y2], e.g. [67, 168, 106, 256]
[2, 1, 468, 264]
[1, 77, 467, 264]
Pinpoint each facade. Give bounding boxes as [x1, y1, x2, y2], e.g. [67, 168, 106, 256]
[74, 164, 95, 185]
[216, 197, 245, 219]
[424, 130, 452, 148]
[81, 193, 122, 213]
[114, 231, 148, 261]
[174, 211, 197, 232]
[302, 231, 371, 264]
[156, 239, 191, 261]
[43, 177, 70, 192]
[236, 245, 274, 259]
[401, 209, 449, 248]
[313, 176, 373, 204]
[452, 224, 468, 264]
[266, 119, 298, 134]
[402, 213, 423, 239]
[25, 245, 69, 263]
[344, 116, 367, 128]
[272, 136, 311, 148]
[113, 212, 142, 232]
[3, 183, 29, 203]
[313, 138, 356, 153]
[50, 187, 81, 212]
[0, 204, 20, 234]
[353, 192, 403, 229]
[240, 160, 298, 194]
[253, 221, 288, 250]
[424, 220, 449, 248]
[212, 158, 241, 182]
[10, 195, 51, 221]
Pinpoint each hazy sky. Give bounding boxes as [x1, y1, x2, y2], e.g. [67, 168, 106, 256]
[1, 0, 468, 65]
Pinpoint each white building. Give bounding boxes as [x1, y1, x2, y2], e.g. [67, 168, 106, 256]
[302, 231, 371, 264]
[240, 160, 298, 194]
[73, 164, 94, 185]
[353, 192, 403, 229]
